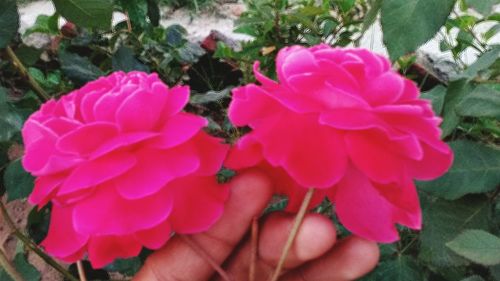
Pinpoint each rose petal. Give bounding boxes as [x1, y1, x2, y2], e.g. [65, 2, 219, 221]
[135, 219, 172, 250]
[88, 235, 142, 268]
[56, 122, 119, 156]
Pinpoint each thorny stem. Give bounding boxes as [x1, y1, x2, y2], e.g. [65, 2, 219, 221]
[0, 200, 79, 281]
[179, 235, 233, 281]
[77, 260, 88, 281]
[0, 247, 25, 281]
[268, 188, 315, 281]
[5, 46, 50, 101]
[249, 216, 259, 281]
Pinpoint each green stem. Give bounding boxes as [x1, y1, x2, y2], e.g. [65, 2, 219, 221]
[0, 247, 25, 281]
[0, 201, 79, 281]
[5, 46, 50, 101]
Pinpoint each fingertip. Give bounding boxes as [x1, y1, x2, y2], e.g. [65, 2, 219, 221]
[229, 169, 274, 207]
[340, 236, 380, 279]
[294, 214, 336, 261]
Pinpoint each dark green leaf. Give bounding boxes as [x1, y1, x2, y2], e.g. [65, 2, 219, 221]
[105, 257, 141, 276]
[381, 0, 455, 60]
[419, 140, 500, 200]
[52, 0, 112, 29]
[421, 85, 446, 114]
[491, 264, 500, 281]
[15, 46, 43, 66]
[447, 229, 500, 266]
[147, 0, 160, 27]
[441, 79, 474, 137]
[176, 42, 205, 63]
[112, 46, 149, 73]
[118, 0, 148, 30]
[461, 276, 486, 281]
[0, 87, 23, 142]
[0, 0, 19, 49]
[59, 51, 105, 85]
[0, 252, 40, 281]
[419, 195, 491, 267]
[360, 256, 424, 281]
[456, 85, 500, 118]
[3, 159, 34, 202]
[27, 205, 51, 244]
[454, 46, 500, 80]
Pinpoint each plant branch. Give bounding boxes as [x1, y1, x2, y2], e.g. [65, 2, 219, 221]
[0, 200, 79, 281]
[268, 188, 315, 281]
[0, 247, 25, 281]
[77, 260, 87, 281]
[5, 46, 50, 101]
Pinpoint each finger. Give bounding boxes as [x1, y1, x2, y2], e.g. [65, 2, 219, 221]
[221, 213, 337, 280]
[281, 236, 380, 281]
[133, 169, 274, 281]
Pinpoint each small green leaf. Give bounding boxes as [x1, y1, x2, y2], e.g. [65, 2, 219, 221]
[112, 46, 149, 73]
[454, 46, 500, 80]
[421, 85, 446, 115]
[118, 0, 148, 31]
[447, 229, 500, 266]
[465, 0, 499, 15]
[418, 140, 500, 200]
[441, 79, 474, 137]
[0, 0, 19, 49]
[105, 258, 141, 276]
[23, 14, 59, 37]
[0, 87, 23, 143]
[381, 0, 455, 60]
[52, 0, 113, 29]
[456, 85, 500, 118]
[15, 46, 43, 66]
[166, 24, 187, 48]
[59, 51, 105, 85]
[147, 0, 160, 27]
[419, 195, 491, 267]
[3, 159, 34, 202]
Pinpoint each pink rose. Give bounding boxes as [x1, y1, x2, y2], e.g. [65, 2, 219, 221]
[226, 45, 453, 242]
[22, 71, 229, 267]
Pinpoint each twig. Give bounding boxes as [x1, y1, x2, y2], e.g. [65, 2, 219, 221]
[5, 46, 50, 101]
[0, 247, 25, 281]
[268, 188, 315, 281]
[249, 216, 258, 281]
[77, 260, 87, 281]
[179, 235, 233, 281]
[0, 200, 79, 281]
[125, 12, 132, 33]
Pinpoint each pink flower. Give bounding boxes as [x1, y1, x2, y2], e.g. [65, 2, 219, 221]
[226, 45, 453, 242]
[22, 71, 229, 268]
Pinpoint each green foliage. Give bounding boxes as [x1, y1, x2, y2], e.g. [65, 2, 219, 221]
[421, 85, 446, 114]
[361, 256, 424, 281]
[105, 257, 142, 276]
[112, 46, 150, 73]
[380, 0, 455, 60]
[23, 14, 59, 37]
[447, 229, 500, 266]
[457, 85, 500, 118]
[0, 0, 19, 49]
[418, 140, 500, 200]
[0, 248, 40, 281]
[59, 51, 105, 85]
[51, 0, 113, 29]
[3, 159, 34, 202]
[0, 87, 23, 143]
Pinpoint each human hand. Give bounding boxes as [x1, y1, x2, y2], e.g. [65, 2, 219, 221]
[133, 170, 380, 281]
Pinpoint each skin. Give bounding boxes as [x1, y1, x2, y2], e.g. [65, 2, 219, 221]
[133, 170, 380, 281]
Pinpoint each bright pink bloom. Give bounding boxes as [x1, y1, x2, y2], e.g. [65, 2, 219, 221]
[22, 72, 229, 268]
[226, 45, 453, 242]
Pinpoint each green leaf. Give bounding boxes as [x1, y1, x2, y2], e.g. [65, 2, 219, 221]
[381, 0, 455, 60]
[419, 195, 491, 267]
[461, 276, 486, 281]
[105, 257, 141, 276]
[15, 46, 43, 66]
[491, 264, 500, 281]
[3, 159, 34, 202]
[166, 24, 187, 48]
[52, 0, 112, 29]
[456, 85, 500, 118]
[0, 87, 23, 143]
[112, 46, 149, 73]
[421, 85, 446, 115]
[176, 42, 205, 64]
[465, 0, 499, 15]
[361, 0, 382, 34]
[440, 79, 474, 137]
[23, 14, 59, 37]
[419, 140, 500, 200]
[359, 256, 424, 281]
[147, 0, 160, 27]
[0, 252, 40, 281]
[0, 0, 19, 49]
[59, 51, 105, 85]
[454, 46, 500, 80]
[118, 0, 148, 30]
[447, 229, 500, 266]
